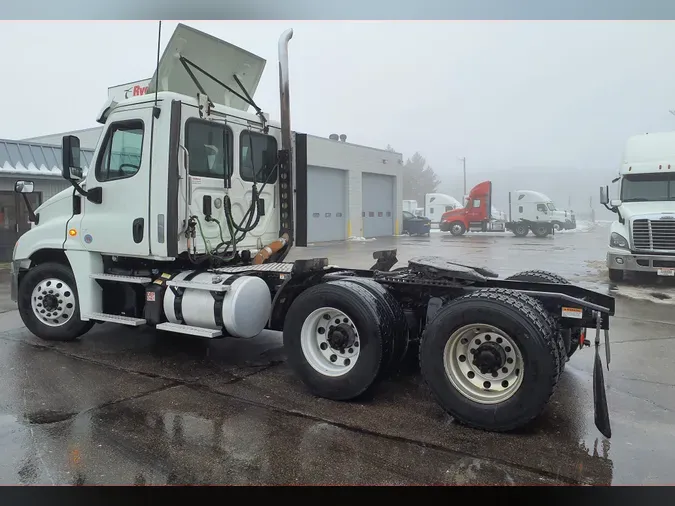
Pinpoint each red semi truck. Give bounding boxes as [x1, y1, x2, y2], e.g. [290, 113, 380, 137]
[439, 181, 559, 238]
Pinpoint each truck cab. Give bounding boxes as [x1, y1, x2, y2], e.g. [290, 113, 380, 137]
[439, 181, 505, 235]
[424, 192, 462, 226]
[601, 131, 675, 282]
[10, 24, 292, 339]
[510, 190, 574, 231]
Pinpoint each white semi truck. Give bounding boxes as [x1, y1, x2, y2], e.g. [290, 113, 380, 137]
[601, 131, 675, 282]
[510, 190, 576, 233]
[10, 23, 614, 437]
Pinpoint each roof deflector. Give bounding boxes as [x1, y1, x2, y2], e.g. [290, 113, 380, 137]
[146, 23, 267, 113]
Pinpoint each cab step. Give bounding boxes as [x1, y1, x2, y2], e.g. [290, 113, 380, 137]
[165, 280, 229, 292]
[90, 273, 152, 284]
[83, 312, 146, 326]
[155, 322, 222, 338]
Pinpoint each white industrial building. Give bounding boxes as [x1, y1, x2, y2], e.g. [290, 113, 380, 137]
[0, 80, 403, 258]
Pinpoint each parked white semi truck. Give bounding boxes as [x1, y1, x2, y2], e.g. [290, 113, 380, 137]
[10, 23, 615, 437]
[601, 131, 675, 282]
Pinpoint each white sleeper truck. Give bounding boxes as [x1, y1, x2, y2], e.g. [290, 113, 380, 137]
[509, 190, 575, 232]
[11, 23, 614, 437]
[601, 131, 675, 282]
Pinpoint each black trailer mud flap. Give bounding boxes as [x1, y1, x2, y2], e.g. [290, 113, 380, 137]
[592, 311, 612, 438]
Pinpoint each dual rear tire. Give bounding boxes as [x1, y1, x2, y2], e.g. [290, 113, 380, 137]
[284, 278, 564, 433]
[283, 279, 408, 400]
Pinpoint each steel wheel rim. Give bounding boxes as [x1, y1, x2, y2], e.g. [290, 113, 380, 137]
[516, 225, 527, 234]
[443, 323, 524, 404]
[553, 223, 561, 231]
[30, 278, 76, 327]
[300, 307, 361, 377]
[451, 224, 463, 234]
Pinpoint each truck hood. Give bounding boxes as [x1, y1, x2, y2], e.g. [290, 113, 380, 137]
[619, 201, 675, 220]
[35, 186, 74, 214]
[442, 208, 465, 220]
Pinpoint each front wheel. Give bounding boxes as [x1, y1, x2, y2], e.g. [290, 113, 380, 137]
[420, 288, 561, 432]
[511, 223, 529, 237]
[18, 262, 93, 342]
[449, 222, 466, 236]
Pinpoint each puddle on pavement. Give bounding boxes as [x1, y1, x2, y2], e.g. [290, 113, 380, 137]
[24, 409, 76, 425]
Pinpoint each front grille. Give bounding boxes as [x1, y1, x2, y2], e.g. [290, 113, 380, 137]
[632, 218, 675, 252]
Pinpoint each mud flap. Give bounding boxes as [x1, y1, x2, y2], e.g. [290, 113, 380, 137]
[592, 311, 611, 438]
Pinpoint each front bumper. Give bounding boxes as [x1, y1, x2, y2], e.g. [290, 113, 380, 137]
[607, 249, 675, 272]
[10, 260, 20, 302]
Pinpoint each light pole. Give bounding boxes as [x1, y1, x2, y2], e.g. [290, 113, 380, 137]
[458, 157, 466, 196]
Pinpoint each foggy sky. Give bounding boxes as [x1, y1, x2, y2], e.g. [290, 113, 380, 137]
[1, 21, 674, 217]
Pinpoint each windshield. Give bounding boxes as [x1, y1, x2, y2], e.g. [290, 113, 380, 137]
[403, 211, 414, 219]
[546, 203, 556, 211]
[621, 174, 675, 202]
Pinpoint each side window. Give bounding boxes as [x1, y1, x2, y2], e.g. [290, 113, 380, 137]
[240, 131, 278, 184]
[445, 205, 454, 211]
[536, 204, 547, 212]
[519, 206, 523, 213]
[473, 199, 481, 208]
[429, 208, 434, 214]
[186, 119, 232, 179]
[96, 121, 144, 182]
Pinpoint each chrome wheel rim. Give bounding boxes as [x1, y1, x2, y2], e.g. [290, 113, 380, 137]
[30, 278, 76, 327]
[443, 323, 524, 404]
[451, 224, 463, 234]
[300, 307, 361, 377]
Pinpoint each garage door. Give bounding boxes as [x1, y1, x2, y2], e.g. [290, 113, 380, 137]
[307, 166, 347, 243]
[362, 172, 395, 237]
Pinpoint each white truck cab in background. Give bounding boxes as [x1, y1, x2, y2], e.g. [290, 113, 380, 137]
[424, 193, 462, 225]
[509, 190, 575, 231]
[601, 131, 675, 282]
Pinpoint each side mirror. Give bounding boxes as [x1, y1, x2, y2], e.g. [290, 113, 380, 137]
[14, 180, 34, 194]
[599, 185, 609, 205]
[62, 135, 83, 181]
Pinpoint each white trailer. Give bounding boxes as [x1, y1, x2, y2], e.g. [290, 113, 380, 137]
[402, 200, 418, 214]
[9, 23, 614, 437]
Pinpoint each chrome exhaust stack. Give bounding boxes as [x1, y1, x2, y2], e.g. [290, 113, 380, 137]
[278, 29, 293, 152]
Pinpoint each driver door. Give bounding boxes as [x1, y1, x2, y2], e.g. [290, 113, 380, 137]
[77, 106, 153, 257]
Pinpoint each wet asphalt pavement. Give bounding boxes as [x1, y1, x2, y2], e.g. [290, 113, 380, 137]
[0, 222, 674, 485]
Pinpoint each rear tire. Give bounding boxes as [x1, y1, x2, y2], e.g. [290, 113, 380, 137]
[283, 281, 395, 400]
[18, 262, 94, 342]
[608, 269, 624, 282]
[419, 288, 561, 432]
[338, 277, 409, 372]
[531, 224, 550, 238]
[505, 269, 578, 360]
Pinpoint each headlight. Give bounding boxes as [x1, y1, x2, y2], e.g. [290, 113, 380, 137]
[610, 232, 629, 249]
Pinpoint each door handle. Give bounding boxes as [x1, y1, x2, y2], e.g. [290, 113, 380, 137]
[132, 218, 144, 244]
